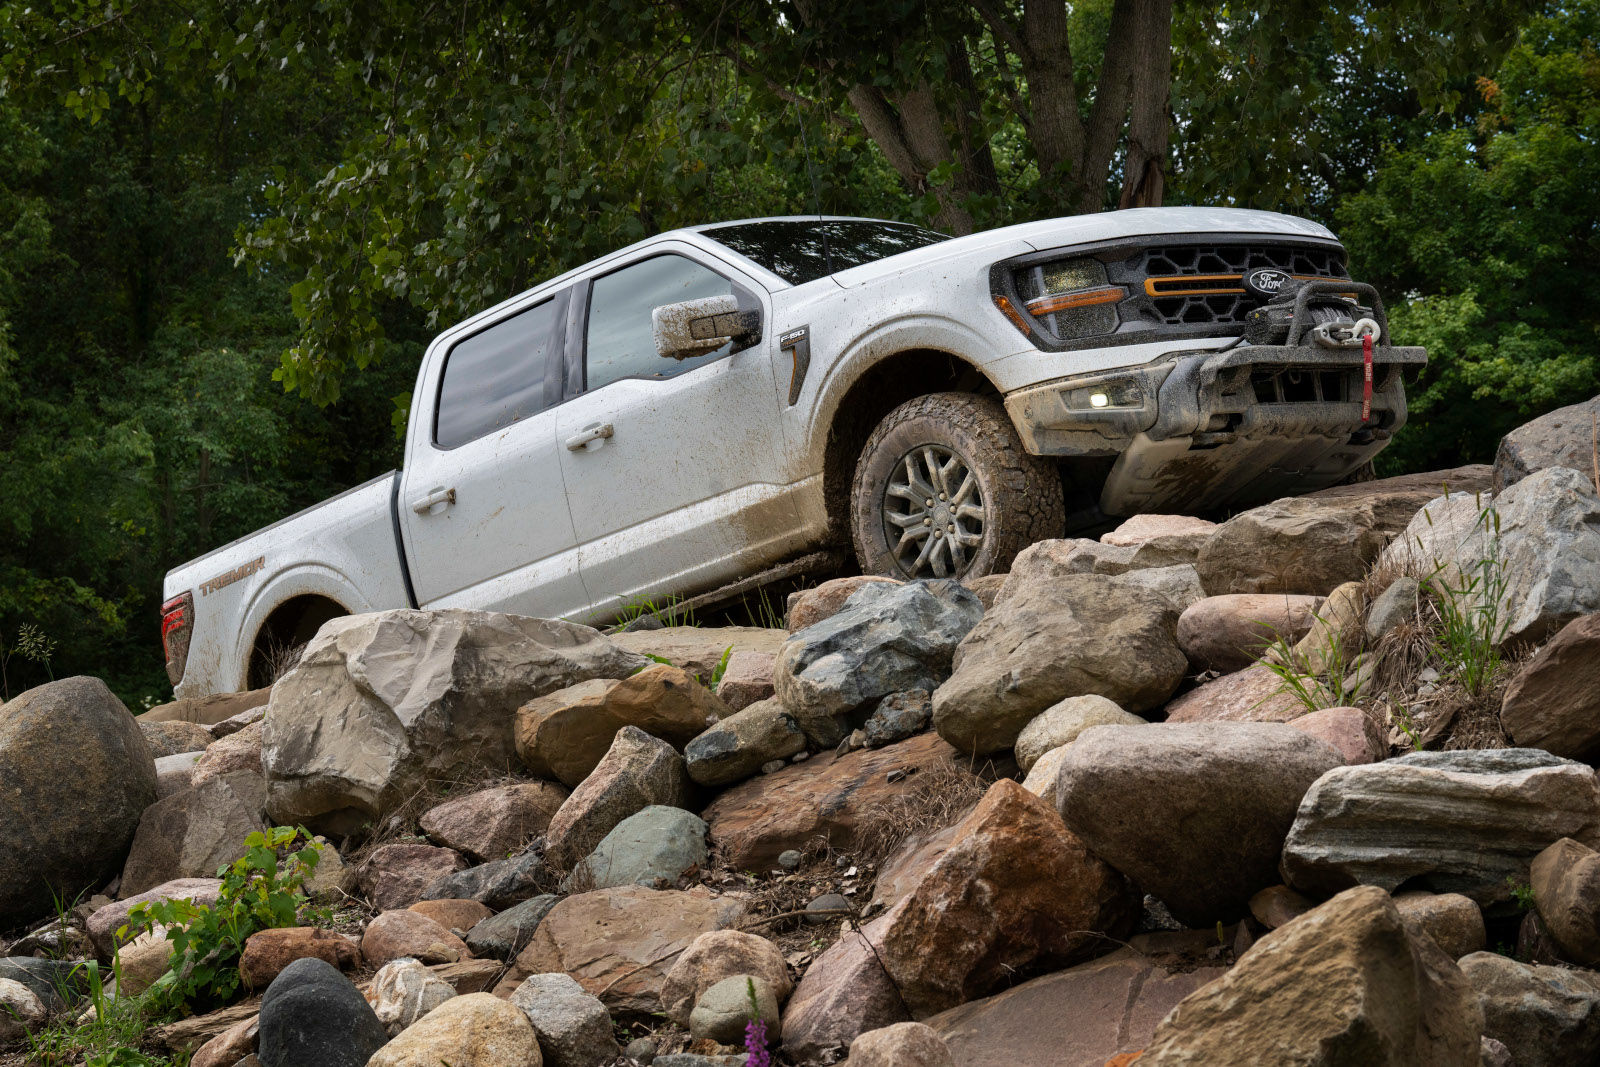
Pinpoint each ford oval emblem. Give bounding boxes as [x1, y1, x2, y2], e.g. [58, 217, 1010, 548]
[1244, 267, 1294, 301]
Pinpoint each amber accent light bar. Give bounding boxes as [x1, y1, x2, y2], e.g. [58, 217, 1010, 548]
[992, 294, 1032, 335]
[1024, 285, 1127, 316]
[1145, 273, 1350, 298]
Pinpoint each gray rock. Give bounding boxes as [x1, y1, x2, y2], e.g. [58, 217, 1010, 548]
[153, 751, 202, 799]
[1461, 951, 1600, 1067]
[543, 726, 691, 869]
[1381, 468, 1600, 648]
[653, 1056, 748, 1067]
[567, 806, 707, 890]
[806, 893, 851, 924]
[368, 957, 455, 1037]
[1366, 577, 1422, 642]
[623, 1037, 658, 1063]
[422, 849, 545, 911]
[1110, 564, 1208, 613]
[777, 850, 802, 871]
[510, 971, 621, 1067]
[0, 956, 88, 1009]
[1281, 749, 1600, 910]
[934, 575, 1185, 755]
[0, 976, 45, 1044]
[257, 957, 387, 1067]
[263, 609, 645, 834]
[995, 533, 1209, 598]
[1196, 496, 1388, 596]
[0, 677, 157, 926]
[863, 690, 932, 748]
[1055, 722, 1344, 925]
[1493, 394, 1600, 492]
[684, 698, 805, 787]
[775, 580, 984, 747]
[690, 973, 780, 1044]
[1013, 695, 1142, 773]
[465, 893, 562, 960]
[119, 770, 268, 898]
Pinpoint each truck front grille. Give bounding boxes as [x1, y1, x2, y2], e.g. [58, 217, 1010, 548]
[1138, 243, 1348, 327]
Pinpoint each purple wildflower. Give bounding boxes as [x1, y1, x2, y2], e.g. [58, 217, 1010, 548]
[744, 1018, 771, 1067]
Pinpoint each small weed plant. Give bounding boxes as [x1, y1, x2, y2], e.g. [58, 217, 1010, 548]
[709, 645, 733, 690]
[1420, 503, 1508, 698]
[123, 826, 322, 1012]
[1506, 876, 1537, 912]
[614, 593, 696, 629]
[23, 960, 177, 1067]
[1257, 624, 1364, 715]
[0, 622, 57, 699]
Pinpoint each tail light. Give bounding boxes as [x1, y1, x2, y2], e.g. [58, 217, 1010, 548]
[161, 592, 194, 687]
[1007, 257, 1127, 342]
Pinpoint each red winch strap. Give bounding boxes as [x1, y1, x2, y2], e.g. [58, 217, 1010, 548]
[1361, 332, 1374, 424]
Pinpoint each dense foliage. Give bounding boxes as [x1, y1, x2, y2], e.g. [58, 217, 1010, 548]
[0, 0, 1591, 698]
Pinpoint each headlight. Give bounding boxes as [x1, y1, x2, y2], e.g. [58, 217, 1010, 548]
[1009, 257, 1127, 341]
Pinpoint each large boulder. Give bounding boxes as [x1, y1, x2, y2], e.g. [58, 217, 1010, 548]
[464, 894, 561, 961]
[543, 726, 690, 869]
[0, 677, 157, 925]
[493, 886, 746, 1014]
[923, 949, 1226, 1067]
[1461, 950, 1600, 1067]
[788, 576, 901, 631]
[1139, 886, 1484, 1065]
[1501, 614, 1600, 759]
[714, 650, 776, 712]
[262, 609, 644, 833]
[1101, 513, 1219, 547]
[1530, 836, 1600, 965]
[848, 1023, 954, 1067]
[1381, 467, 1600, 647]
[1493, 395, 1600, 492]
[1055, 722, 1344, 925]
[871, 779, 1138, 1016]
[515, 664, 729, 787]
[419, 781, 569, 863]
[683, 697, 806, 787]
[118, 771, 268, 898]
[775, 580, 983, 747]
[933, 575, 1185, 755]
[1176, 593, 1325, 673]
[361, 908, 469, 969]
[702, 732, 965, 870]
[997, 528, 1210, 592]
[1163, 663, 1310, 724]
[781, 917, 910, 1061]
[1282, 749, 1600, 910]
[1303, 465, 1494, 536]
[609, 625, 787, 683]
[1196, 496, 1389, 596]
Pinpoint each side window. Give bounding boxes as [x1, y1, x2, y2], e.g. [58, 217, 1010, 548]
[434, 296, 563, 449]
[585, 254, 736, 391]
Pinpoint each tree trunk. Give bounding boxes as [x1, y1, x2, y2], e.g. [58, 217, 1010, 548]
[1117, 0, 1173, 208]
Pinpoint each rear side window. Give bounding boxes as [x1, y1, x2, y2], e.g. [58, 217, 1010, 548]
[585, 254, 736, 391]
[435, 297, 564, 449]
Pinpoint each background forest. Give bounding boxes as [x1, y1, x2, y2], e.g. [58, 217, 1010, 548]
[0, 0, 1594, 704]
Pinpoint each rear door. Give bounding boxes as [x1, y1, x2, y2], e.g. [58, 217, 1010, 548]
[553, 244, 799, 619]
[398, 288, 590, 618]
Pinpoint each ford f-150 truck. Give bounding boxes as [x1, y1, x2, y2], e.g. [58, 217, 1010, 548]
[161, 207, 1424, 698]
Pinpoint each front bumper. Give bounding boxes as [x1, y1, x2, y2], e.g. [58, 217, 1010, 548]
[1004, 343, 1427, 515]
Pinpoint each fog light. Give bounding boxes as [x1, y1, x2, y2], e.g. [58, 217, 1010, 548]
[1089, 392, 1110, 408]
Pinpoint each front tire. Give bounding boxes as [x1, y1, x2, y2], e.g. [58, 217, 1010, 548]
[850, 392, 1065, 581]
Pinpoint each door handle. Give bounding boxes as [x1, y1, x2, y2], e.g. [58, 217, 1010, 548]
[410, 486, 456, 514]
[565, 422, 615, 451]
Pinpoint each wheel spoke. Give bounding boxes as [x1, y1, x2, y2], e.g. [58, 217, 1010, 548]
[884, 510, 925, 530]
[952, 471, 978, 506]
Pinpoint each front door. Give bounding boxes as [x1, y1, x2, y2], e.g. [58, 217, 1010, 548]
[399, 288, 590, 619]
[554, 247, 800, 621]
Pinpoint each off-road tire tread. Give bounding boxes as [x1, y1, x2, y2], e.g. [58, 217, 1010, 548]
[850, 391, 1066, 580]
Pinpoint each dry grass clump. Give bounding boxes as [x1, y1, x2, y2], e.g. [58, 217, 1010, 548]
[851, 756, 989, 873]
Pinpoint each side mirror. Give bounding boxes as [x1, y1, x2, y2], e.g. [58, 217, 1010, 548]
[652, 295, 760, 361]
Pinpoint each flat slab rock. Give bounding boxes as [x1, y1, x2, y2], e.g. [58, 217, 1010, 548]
[1282, 749, 1600, 910]
[924, 949, 1226, 1066]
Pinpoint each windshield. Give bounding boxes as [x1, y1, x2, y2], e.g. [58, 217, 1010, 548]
[702, 219, 950, 285]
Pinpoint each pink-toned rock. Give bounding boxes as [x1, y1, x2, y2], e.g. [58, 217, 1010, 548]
[361, 909, 470, 969]
[849, 1022, 955, 1066]
[872, 779, 1138, 1016]
[238, 926, 361, 989]
[1287, 706, 1384, 764]
[702, 732, 968, 870]
[1501, 613, 1600, 759]
[1176, 594, 1325, 673]
[190, 720, 263, 787]
[660, 929, 793, 1027]
[88, 877, 222, 957]
[409, 898, 494, 934]
[788, 576, 901, 631]
[419, 782, 569, 862]
[1163, 664, 1304, 724]
[357, 843, 468, 911]
[493, 885, 746, 1015]
[714, 650, 776, 712]
[1102, 514, 1218, 547]
[542, 726, 690, 869]
[1248, 885, 1315, 930]
[782, 917, 909, 1060]
[924, 949, 1228, 1066]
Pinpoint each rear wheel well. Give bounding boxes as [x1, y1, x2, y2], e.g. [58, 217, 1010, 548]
[247, 595, 346, 690]
[822, 350, 997, 546]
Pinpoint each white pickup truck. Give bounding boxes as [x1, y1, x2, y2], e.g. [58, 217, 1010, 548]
[161, 207, 1424, 698]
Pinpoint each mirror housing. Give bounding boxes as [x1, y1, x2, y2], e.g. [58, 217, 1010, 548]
[652, 295, 760, 361]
